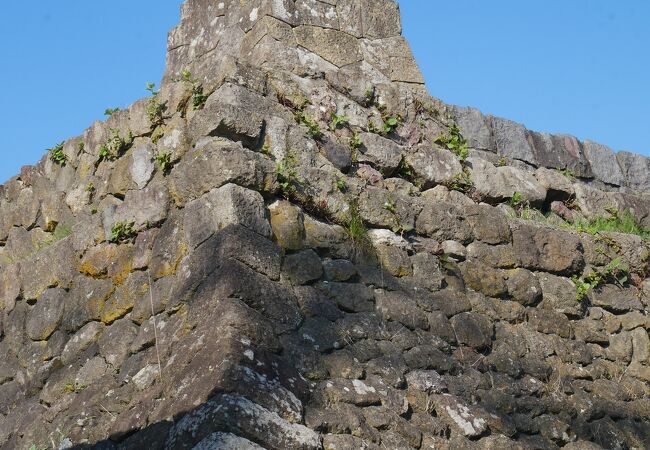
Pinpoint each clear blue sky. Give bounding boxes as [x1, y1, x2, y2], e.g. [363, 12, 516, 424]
[1, 1, 648, 183]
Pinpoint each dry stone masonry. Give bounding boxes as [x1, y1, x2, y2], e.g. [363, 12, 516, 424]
[1, 1, 649, 449]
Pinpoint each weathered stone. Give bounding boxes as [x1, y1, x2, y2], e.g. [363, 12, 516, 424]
[20, 237, 76, 300]
[318, 282, 375, 313]
[61, 321, 104, 365]
[0, 264, 20, 312]
[169, 138, 275, 206]
[505, 268, 542, 306]
[460, 260, 508, 298]
[416, 201, 472, 243]
[183, 183, 271, 249]
[465, 204, 511, 244]
[282, 249, 323, 285]
[528, 309, 573, 338]
[322, 259, 357, 282]
[529, 132, 591, 177]
[129, 143, 155, 189]
[294, 26, 362, 67]
[26, 288, 66, 341]
[452, 106, 494, 151]
[511, 222, 584, 275]
[112, 183, 169, 231]
[490, 116, 536, 163]
[583, 140, 625, 186]
[358, 186, 420, 231]
[432, 394, 488, 438]
[589, 285, 644, 313]
[449, 312, 493, 350]
[368, 229, 412, 277]
[193, 432, 264, 450]
[356, 133, 403, 175]
[404, 144, 463, 188]
[376, 290, 428, 331]
[617, 151, 650, 191]
[468, 158, 547, 206]
[166, 393, 320, 450]
[98, 318, 138, 368]
[269, 200, 305, 251]
[149, 212, 188, 279]
[538, 272, 585, 318]
[534, 166, 575, 200]
[189, 97, 265, 149]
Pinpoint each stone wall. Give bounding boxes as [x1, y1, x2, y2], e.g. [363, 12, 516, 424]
[0, 1, 649, 449]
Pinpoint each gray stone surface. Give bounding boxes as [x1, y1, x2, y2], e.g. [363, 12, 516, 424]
[582, 140, 625, 186]
[490, 116, 536, 163]
[183, 183, 271, 248]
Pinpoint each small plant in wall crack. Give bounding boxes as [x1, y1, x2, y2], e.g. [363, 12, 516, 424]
[436, 123, 469, 161]
[154, 151, 173, 175]
[572, 257, 630, 301]
[110, 221, 136, 243]
[63, 381, 87, 394]
[181, 70, 208, 110]
[346, 199, 370, 246]
[275, 149, 303, 198]
[104, 107, 121, 116]
[97, 128, 134, 164]
[329, 112, 350, 132]
[48, 141, 67, 166]
[349, 132, 362, 150]
[145, 82, 166, 127]
[294, 111, 322, 140]
[381, 115, 400, 135]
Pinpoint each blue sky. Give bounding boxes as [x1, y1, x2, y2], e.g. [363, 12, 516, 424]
[1, 0, 648, 183]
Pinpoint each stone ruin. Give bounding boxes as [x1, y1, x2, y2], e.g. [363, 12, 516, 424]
[1, 1, 649, 449]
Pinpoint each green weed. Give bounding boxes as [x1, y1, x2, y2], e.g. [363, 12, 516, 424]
[444, 171, 474, 194]
[110, 221, 136, 243]
[97, 128, 133, 164]
[508, 191, 524, 209]
[48, 142, 67, 166]
[346, 200, 369, 245]
[155, 151, 172, 175]
[276, 150, 302, 198]
[436, 123, 469, 161]
[294, 112, 322, 140]
[336, 177, 347, 193]
[558, 167, 576, 181]
[349, 132, 362, 150]
[573, 257, 630, 301]
[145, 82, 166, 126]
[382, 116, 400, 135]
[181, 70, 208, 110]
[104, 107, 120, 116]
[329, 113, 350, 132]
[571, 209, 650, 240]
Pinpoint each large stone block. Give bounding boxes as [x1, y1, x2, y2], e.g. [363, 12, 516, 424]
[294, 26, 363, 67]
[529, 132, 592, 178]
[404, 145, 463, 189]
[416, 201, 472, 243]
[511, 222, 584, 275]
[112, 183, 169, 231]
[169, 138, 276, 206]
[617, 151, 650, 191]
[452, 106, 495, 152]
[582, 140, 625, 186]
[468, 158, 547, 206]
[490, 116, 536, 164]
[183, 183, 271, 249]
[20, 237, 77, 300]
